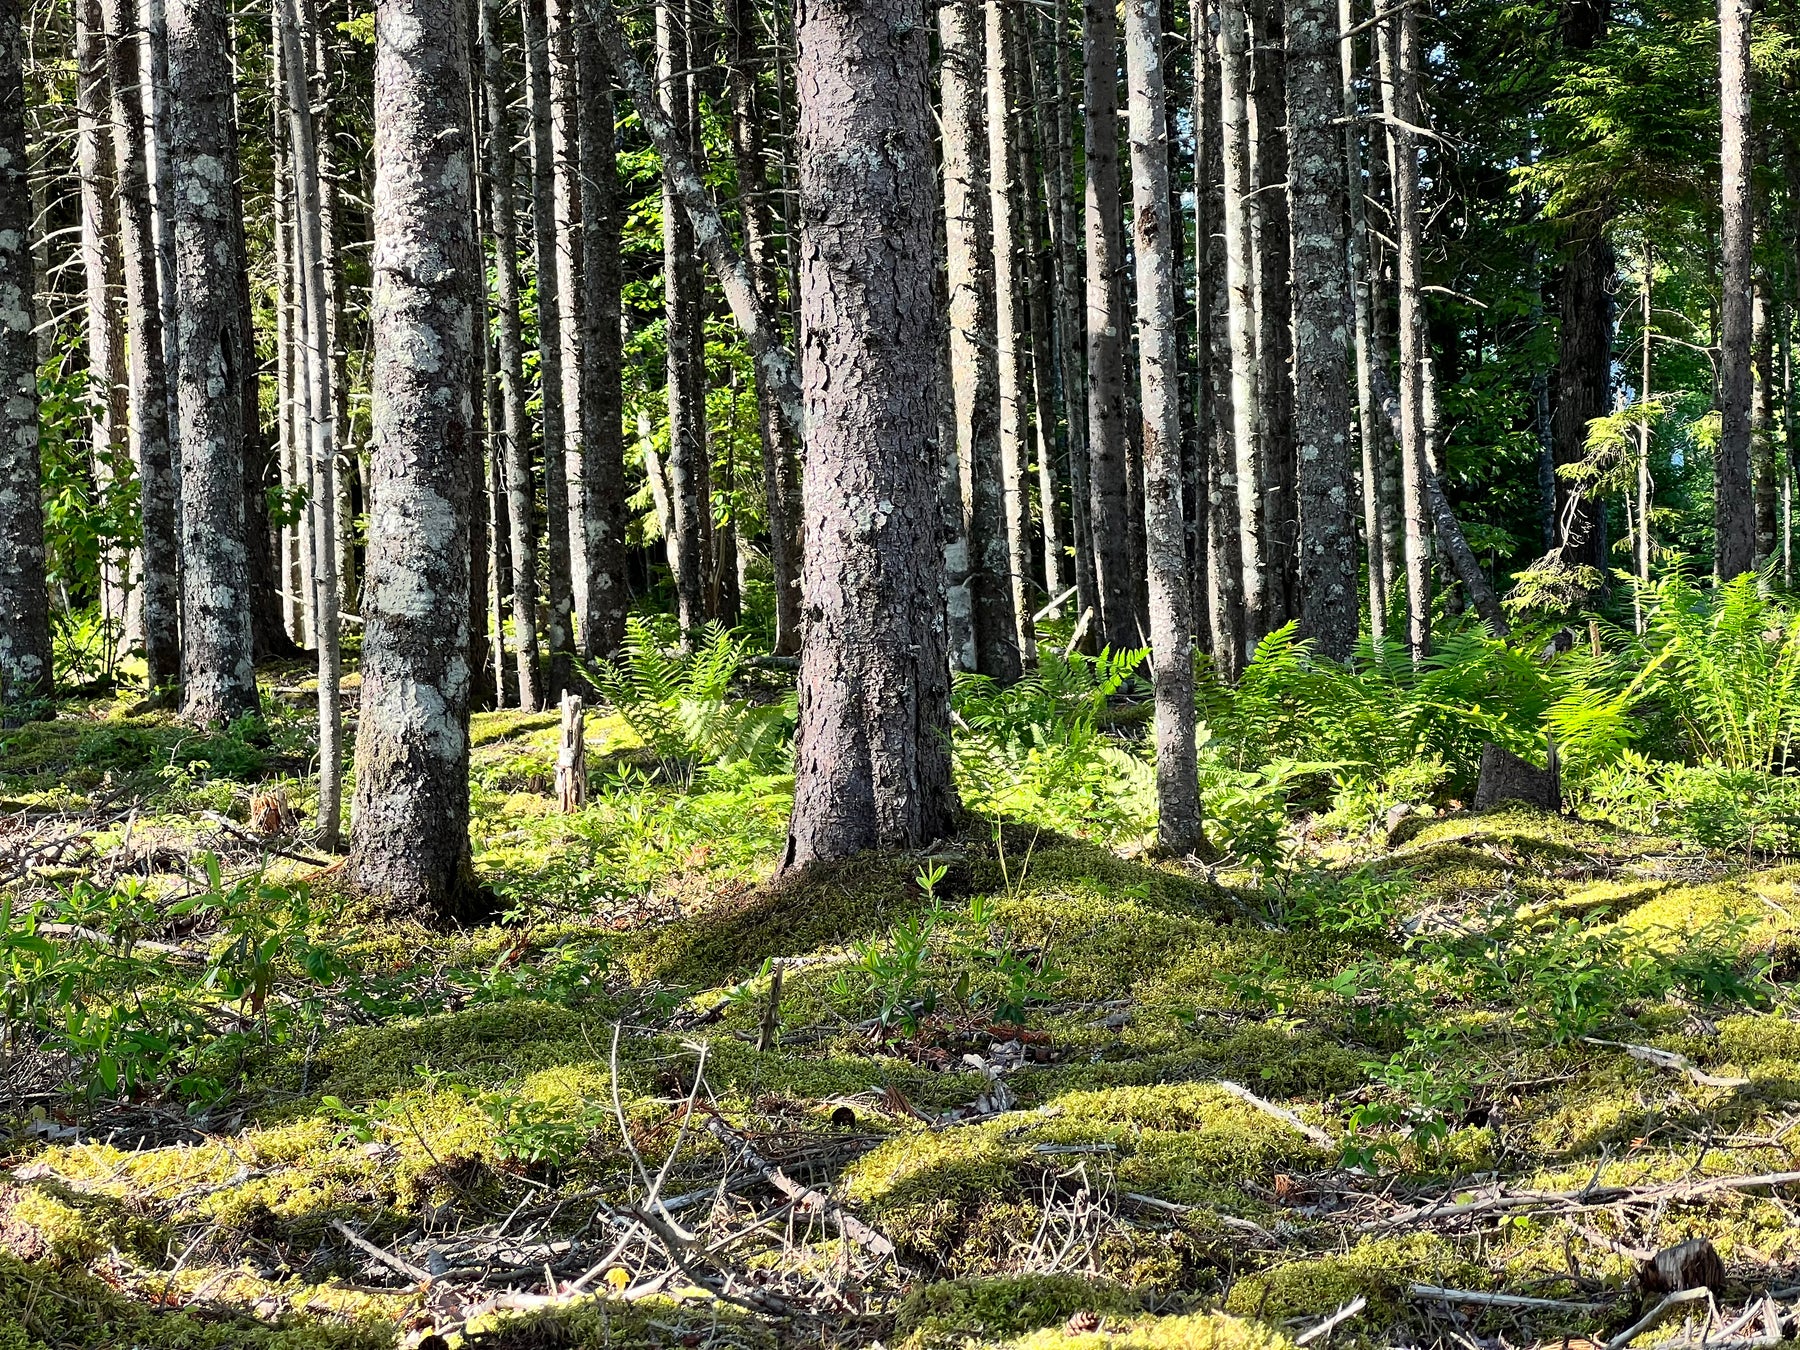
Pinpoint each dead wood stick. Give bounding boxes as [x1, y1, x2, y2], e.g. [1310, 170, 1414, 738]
[1583, 1037, 1752, 1089]
[1410, 1284, 1604, 1312]
[35, 923, 205, 961]
[1603, 1287, 1712, 1350]
[703, 1116, 897, 1261]
[1376, 1171, 1800, 1230]
[1296, 1295, 1368, 1345]
[1119, 1191, 1274, 1240]
[329, 1219, 431, 1284]
[756, 963, 783, 1053]
[1217, 1080, 1335, 1149]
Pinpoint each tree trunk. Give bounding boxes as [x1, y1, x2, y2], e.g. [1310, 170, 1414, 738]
[480, 0, 545, 710]
[1285, 0, 1356, 659]
[549, 0, 587, 646]
[0, 0, 49, 706]
[1250, 0, 1295, 629]
[76, 0, 131, 647]
[1018, 33, 1067, 612]
[578, 21, 628, 658]
[1340, 0, 1385, 645]
[142, 0, 181, 462]
[941, 0, 1020, 682]
[167, 0, 258, 724]
[1125, 0, 1202, 852]
[724, 0, 802, 655]
[1376, 7, 1431, 660]
[278, 0, 343, 850]
[352, 0, 483, 921]
[523, 0, 576, 689]
[987, 0, 1036, 661]
[1197, 0, 1245, 677]
[1084, 0, 1135, 652]
[1218, 0, 1265, 656]
[1716, 0, 1753, 579]
[780, 0, 957, 869]
[1754, 279, 1776, 564]
[1637, 253, 1653, 611]
[103, 0, 178, 688]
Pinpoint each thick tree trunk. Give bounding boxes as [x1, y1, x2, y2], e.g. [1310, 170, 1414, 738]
[781, 0, 957, 869]
[1084, 0, 1135, 652]
[76, 0, 131, 645]
[352, 0, 483, 920]
[1376, 8, 1431, 660]
[1197, 0, 1245, 677]
[1340, 0, 1385, 644]
[1285, 0, 1356, 659]
[988, 0, 1036, 661]
[1125, 0, 1202, 852]
[724, 0, 802, 655]
[103, 0, 178, 688]
[1218, 0, 1265, 656]
[278, 0, 343, 850]
[577, 21, 627, 658]
[142, 0, 181, 457]
[549, 0, 587, 645]
[523, 0, 576, 689]
[1716, 0, 1754, 579]
[167, 0, 258, 723]
[1250, 0, 1295, 628]
[941, 0, 1020, 682]
[480, 0, 545, 710]
[0, 0, 49, 706]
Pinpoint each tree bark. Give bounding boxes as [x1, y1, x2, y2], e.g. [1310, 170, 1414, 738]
[0, 0, 49, 706]
[480, 0, 545, 710]
[1754, 279, 1776, 564]
[1340, 0, 1385, 645]
[1018, 33, 1067, 612]
[577, 17, 627, 658]
[103, 0, 178, 688]
[1716, 0, 1754, 579]
[1250, 0, 1295, 628]
[1084, 0, 1135, 652]
[523, 0, 576, 689]
[941, 0, 1020, 682]
[167, 0, 258, 723]
[352, 0, 483, 920]
[549, 0, 587, 645]
[1125, 0, 1202, 852]
[1285, 0, 1356, 659]
[724, 0, 802, 655]
[781, 0, 958, 869]
[1376, 7, 1431, 660]
[987, 0, 1036, 661]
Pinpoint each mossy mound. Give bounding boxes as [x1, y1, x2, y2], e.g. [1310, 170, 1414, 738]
[894, 1275, 1146, 1349]
[1006, 1311, 1293, 1350]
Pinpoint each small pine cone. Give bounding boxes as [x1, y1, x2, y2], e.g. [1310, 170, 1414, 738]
[1065, 1311, 1102, 1335]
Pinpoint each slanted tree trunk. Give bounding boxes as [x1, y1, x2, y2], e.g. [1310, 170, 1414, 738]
[76, 0, 131, 646]
[941, 0, 1020, 682]
[1376, 7, 1431, 660]
[1340, 0, 1385, 644]
[103, 0, 177, 688]
[278, 0, 343, 850]
[1285, 0, 1356, 659]
[1084, 0, 1135, 652]
[780, 0, 957, 869]
[1197, 0, 1245, 677]
[0, 0, 49, 706]
[724, 0, 802, 655]
[1125, 0, 1202, 852]
[1716, 0, 1754, 579]
[578, 21, 627, 658]
[480, 0, 545, 710]
[987, 0, 1036, 661]
[351, 0, 483, 920]
[167, 0, 258, 723]
[1218, 0, 1265, 655]
[523, 0, 576, 689]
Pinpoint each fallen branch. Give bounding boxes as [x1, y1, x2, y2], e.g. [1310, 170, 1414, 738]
[1584, 1037, 1752, 1090]
[703, 1116, 898, 1262]
[1410, 1284, 1604, 1312]
[35, 923, 205, 961]
[1119, 1191, 1275, 1241]
[1217, 1080, 1335, 1149]
[329, 1219, 431, 1284]
[1374, 1170, 1800, 1230]
[1604, 1287, 1712, 1350]
[1296, 1295, 1368, 1345]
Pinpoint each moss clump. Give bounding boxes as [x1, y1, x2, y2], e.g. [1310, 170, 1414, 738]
[1222, 1235, 1463, 1326]
[458, 1293, 775, 1348]
[1005, 1311, 1293, 1350]
[4, 1182, 167, 1268]
[894, 1275, 1144, 1349]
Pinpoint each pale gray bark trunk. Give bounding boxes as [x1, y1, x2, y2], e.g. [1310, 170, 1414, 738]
[167, 0, 257, 723]
[1754, 278, 1776, 564]
[1637, 255, 1652, 609]
[1084, 0, 1134, 651]
[549, 0, 587, 643]
[351, 0, 483, 920]
[278, 0, 343, 850]
[523, 0, 576, 688]
[1125, 0, 1201, 852]
[1285, 0, 1356, 659]
[142, 0, 180, 456]
[104, 0, 178, 688]
[1250, 0, 1294, 628]
[1340, 0, 1384, 644]
[941, 0, 1019, 682]
[1018, 18, 1067, 612]
[0, 0, 49, 706]
[1376, 8, 1430, 659]
[987, 0, 1036, 661]
[1716, 0, 1754, 578]
[272, 27, 300, 644]
[1218, 0, 1265, 656]
[781, 0, 956, 868]
[480, 0, 545, 710]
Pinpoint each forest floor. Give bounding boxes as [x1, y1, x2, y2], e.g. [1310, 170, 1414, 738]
[5, 683, 1800, 1349]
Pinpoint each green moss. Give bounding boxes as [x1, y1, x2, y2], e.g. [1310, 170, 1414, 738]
[894, 1275, 1144, 1349]
[1223, 1235, 1463, 1325]
[4, 1182, 167, 1267]
[1005, 1311, 1293, 1350]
